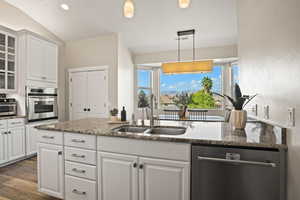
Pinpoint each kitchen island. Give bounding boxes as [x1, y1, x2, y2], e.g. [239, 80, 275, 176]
[36, 118, 287, 200]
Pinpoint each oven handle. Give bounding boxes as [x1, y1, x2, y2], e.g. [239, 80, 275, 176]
[197, 156, 276, 168]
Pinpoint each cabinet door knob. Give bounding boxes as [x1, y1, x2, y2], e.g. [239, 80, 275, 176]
[139, 164, 144, 169]
[84, 108, 87, 111]
[58, 151, 62, 155]
[133, 163, 137, 168]
[87, 108, 91, 112]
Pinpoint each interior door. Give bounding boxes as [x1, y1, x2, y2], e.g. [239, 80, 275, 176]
[87, 70, 108, 118]
[0, 129, 7, 164]
[7, 127, 25, 161]
[98, 151, 138, 200]
[139, 157, 190, 200]
[70, 72, 88, 120]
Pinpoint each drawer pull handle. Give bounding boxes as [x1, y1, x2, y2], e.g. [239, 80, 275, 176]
[72, 168, 86, 173]
[71, 139, 86, 143]
[72, 189, 86, 195]
[72, 153, 85, 158]
[11, 122, 21, 125]
[42, 136, 54, 139]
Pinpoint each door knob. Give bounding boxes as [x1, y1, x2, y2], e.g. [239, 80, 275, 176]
[87, 108, 91, 112]
[84, 108, 87, 111]
[139, 164, 144, 169]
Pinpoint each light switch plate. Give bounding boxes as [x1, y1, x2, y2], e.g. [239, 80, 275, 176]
[264, 105, 269, 119]
[288, 108, 295, 127]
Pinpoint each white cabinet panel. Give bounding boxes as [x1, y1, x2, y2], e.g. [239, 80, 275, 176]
[98, 152, 138, 200]
[27, 35, 44, 81]
[0, 130, 7, 164]
[65, 175, 96, 200]
[44, 42, 58, 83]
[65, 161, 96, 180]
[64, 132, 96, 150]
[139, 157, 190, 200]
[38, 143, 64, 199]
[65, 147, 96, 165]
[26, 125, 38, 155]
[7, 126, 25, 161]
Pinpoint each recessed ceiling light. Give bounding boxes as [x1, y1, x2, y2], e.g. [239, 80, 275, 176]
[61, 4, 70, 11]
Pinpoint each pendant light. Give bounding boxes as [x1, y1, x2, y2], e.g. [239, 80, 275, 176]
[124, 0, 135, 18]
[162, 29, 213, 74]
[179, 0, 190, 8]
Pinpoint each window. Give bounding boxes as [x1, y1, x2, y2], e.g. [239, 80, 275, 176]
[160, 66, 223, 109]
[137, 69, 152, 108]
[231, 64, 239, 94]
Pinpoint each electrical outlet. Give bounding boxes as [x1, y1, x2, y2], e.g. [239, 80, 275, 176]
[264, 105, 269, 119]
[288, 108, 295, 127]
[251, 104, 258, 116]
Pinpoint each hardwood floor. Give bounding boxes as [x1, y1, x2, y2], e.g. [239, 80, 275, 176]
[0, 157, 60, 200]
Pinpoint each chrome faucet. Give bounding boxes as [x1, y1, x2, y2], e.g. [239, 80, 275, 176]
[150, 94, 157, 128]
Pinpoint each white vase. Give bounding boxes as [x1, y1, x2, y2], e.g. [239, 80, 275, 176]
[110, 116, 118, 122]
[229, 110, 247, 129]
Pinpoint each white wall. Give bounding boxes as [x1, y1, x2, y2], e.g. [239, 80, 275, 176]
[64, 33, 119, 119]
[237, 0, 300, 199]
[0, 1, 66, 121]
[117, 34, 134, 119]
[133, 45, 237, 64]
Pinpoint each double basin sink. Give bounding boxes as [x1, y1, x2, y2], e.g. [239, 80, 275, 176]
[112, 125, 186, 136]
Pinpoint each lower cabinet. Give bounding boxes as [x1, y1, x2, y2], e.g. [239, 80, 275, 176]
[65, 175, 96, 200]
[98, 151, 190, 200]
[0, 129, 7, 165]
[37, 143, 64, 199]
[7, 126, 25, 160]
[26, 125, 38, 155]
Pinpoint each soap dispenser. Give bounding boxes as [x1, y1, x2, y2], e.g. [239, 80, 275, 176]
[121, 106, 127, 121]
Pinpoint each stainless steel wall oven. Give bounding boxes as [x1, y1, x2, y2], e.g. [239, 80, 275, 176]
[26, 87, 58, 122]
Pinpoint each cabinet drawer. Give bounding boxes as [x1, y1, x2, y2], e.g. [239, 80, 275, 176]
[65, 147, 96, 165]
[64, 133, 96, 150]
[0, 120, 7, 129]
[65, 161, 96, 180]
[37, 130, 63, 145]
[65, 175, 96, 200]
[8, 118, 24, 128]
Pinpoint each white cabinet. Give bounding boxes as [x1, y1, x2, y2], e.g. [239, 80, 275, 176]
[0, 129, 7, 164]
[27, 35, 58, 83]
[69, 68, 108, 120]
[98, 151, 190, 200]
[139, 157, 190, 200]
[0, 30, 17, 92]
[98, 152, 138, 200]
[26, 124, 38, 155]
[7, 126, 25, 161]
[38, 143, 64, 199]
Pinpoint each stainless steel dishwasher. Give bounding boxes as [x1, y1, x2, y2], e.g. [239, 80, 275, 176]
[191, 145, 286, 200]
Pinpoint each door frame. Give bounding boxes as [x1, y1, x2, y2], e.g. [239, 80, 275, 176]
[68, 66, 109, 120]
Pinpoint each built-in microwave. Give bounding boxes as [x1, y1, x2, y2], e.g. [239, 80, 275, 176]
[0, 98, 17, 117]
[26, 87, 58, 122]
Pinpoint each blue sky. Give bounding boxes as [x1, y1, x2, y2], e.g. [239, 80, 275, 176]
[138, 66, 223, 94]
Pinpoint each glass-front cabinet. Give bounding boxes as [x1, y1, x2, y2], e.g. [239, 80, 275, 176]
[0, 30, 17, 92]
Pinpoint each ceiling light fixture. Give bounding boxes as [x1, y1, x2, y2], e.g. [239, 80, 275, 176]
[179, 0, 190, 8]
[61, 3, 70, 11]
[123, 0, 134, 18]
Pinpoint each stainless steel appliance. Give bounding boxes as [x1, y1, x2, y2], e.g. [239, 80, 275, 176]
[26, 87, 58, 122]
[192, 145, 285, 200]
[0, 97, 17, 116]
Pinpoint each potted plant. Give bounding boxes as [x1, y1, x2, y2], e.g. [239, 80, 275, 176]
[173, 92, 192, 120]
[110, 108, 119, 121]
[214, 84, 257, 129]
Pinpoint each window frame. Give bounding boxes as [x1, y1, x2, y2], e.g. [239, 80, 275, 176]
[136, 67, 153, 109]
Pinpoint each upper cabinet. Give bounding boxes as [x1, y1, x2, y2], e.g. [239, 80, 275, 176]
[0, 30, 17, 92]
[26, 35, 58, 83]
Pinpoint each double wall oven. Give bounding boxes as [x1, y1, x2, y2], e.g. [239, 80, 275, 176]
[26, 87, 58, 122]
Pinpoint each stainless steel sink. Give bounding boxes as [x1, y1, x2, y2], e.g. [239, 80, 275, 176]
[112, 125, 186, 135]
[145, 127, 186, 135]
[112, 126, 148, 133]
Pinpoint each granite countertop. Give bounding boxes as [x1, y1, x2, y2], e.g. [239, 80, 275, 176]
[0, 115, 26, 120]
[36, 118, 287, 150]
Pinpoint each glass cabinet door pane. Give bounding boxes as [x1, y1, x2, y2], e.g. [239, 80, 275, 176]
[7, 73, 15, 90]
[0, 72, 5, 89]
[7, 54, 14, 61]
[0, 34, 5, 52]
[8, 61, 15, 71]
[0, 59, 4, 71]
[7, 36, 15, 54]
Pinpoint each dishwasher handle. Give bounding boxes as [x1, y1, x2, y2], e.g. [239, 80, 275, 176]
[197, 156, 277, 168]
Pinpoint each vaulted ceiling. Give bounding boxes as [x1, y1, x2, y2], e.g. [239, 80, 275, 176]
[5, 0, 238, 54]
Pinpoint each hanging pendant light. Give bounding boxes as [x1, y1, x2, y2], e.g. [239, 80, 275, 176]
[124, 0, 135, 18]
[162, 29, 213, 74]
[179, 0, 190, 8]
